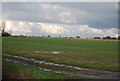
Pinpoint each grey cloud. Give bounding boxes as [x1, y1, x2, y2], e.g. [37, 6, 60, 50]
[2, 2, 118, 29]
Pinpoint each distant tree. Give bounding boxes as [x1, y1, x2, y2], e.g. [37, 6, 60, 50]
[94, 37, 101, 39]
[106, 36, 111, 39]
[48, 35, 51, 37]
[103, 36, 106, 39]
[2, 20, 6, 34]
[2, 32, 11, 36]
[118, 36, 120, 40]
[69, 37, 73, 38]
[111, 37, 117, 40]
[1, 21, 11, 36]
[103, 36, 111, 39]
[76, 36, 80, 38]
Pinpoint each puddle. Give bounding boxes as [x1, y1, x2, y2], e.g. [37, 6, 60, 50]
[4, 58, 99, 79]
[35, 51, 62, 54]
[3, 53, 119, 79]
[51, 51, 62, 54]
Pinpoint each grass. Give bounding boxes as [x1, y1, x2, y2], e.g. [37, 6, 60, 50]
[2, 60, 70, 79]
[2, 37, 119, 71]
[3, 37, 118, 51]
[3, 55, 101, 76]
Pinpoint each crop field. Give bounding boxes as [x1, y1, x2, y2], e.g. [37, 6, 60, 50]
[2, 37, 119, 79]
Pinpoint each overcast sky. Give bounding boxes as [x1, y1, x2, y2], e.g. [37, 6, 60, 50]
[1, 2, 119, 38]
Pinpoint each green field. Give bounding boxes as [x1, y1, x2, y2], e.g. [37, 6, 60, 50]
[2, 37, 119, 79]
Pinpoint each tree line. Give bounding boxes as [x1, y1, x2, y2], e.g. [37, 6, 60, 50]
[94, 36, 120, 40]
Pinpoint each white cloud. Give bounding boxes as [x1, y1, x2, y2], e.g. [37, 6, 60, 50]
[5, 20, 32, 35]
[102, 28, 118, 37]
[4, 20, 118, 38]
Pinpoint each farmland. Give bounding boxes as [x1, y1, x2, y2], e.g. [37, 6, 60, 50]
[2, 37, 119, 79]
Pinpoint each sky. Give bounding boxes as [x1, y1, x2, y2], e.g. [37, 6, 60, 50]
[2, 0, 120, 2]
[1, 2, 119, 38]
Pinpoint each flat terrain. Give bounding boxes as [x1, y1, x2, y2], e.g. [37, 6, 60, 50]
[2, 37, 119, 79]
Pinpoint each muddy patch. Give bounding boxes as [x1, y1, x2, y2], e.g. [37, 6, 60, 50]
[4, 58, 99, 79]
[3, 53, 119, 79]
[4, 54, 119, 73]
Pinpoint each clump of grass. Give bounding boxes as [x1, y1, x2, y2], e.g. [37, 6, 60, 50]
[2, 60, 68, 79]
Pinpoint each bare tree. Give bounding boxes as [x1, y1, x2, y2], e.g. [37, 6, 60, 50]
[1, 20, 6, 34]
[1, 20, 11, 36]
